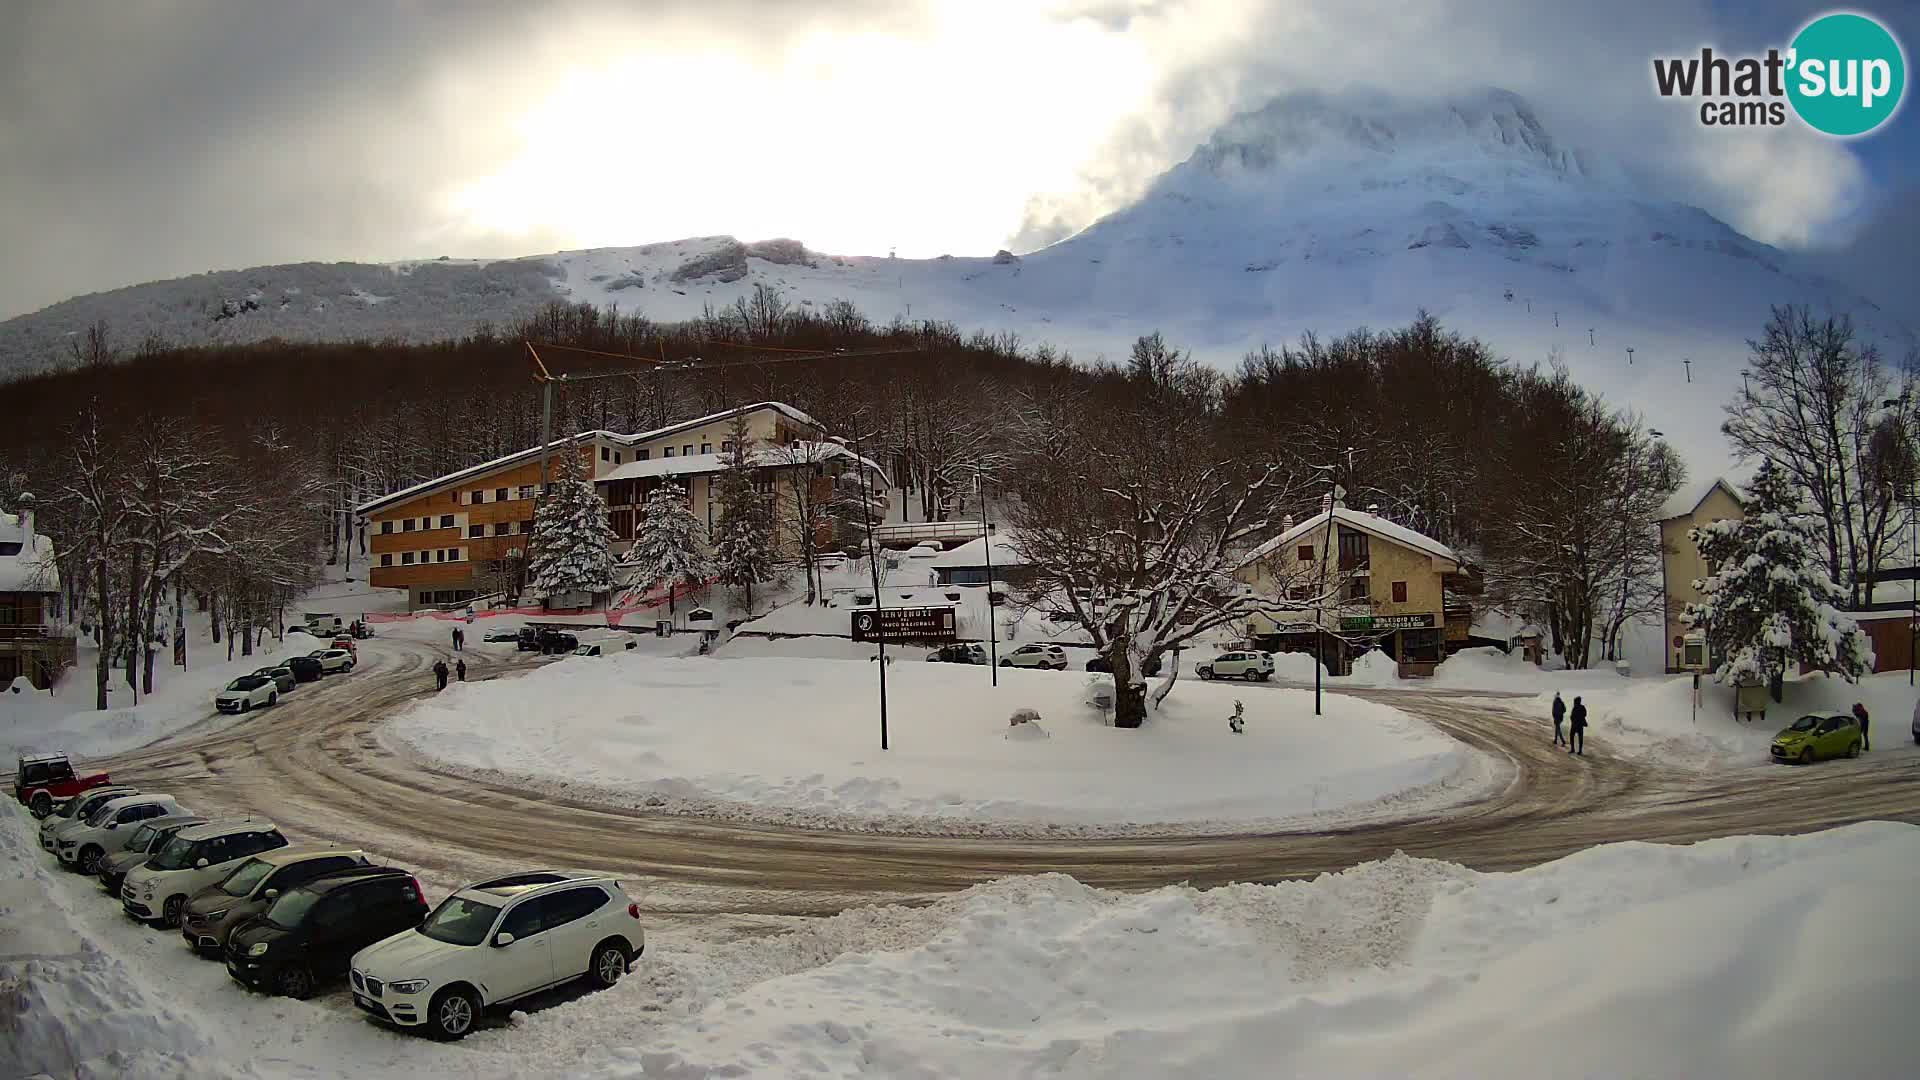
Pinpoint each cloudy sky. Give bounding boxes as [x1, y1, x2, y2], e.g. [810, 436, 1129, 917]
[1, 0, 1914, 320]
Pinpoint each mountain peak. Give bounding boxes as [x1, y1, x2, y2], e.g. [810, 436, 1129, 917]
[1183, 88, 1603, 186]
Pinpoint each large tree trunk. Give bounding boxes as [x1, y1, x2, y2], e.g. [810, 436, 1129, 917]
[123, 559, 141, 692]
[141, 567, 166, 694]
[1112, 674, 1147, 729]
[93, 557, 113, 711]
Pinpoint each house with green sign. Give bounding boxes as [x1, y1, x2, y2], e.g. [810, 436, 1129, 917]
[1235, 493, 1480, 677]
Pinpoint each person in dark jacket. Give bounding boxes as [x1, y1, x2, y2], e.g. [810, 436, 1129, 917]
[1551, 692, 1567, 747]
[433, 660, 449, 690]
[1852, 702, 1870, 752]
[455, 658, 467, 682]
[1569, 696, 1588, 755]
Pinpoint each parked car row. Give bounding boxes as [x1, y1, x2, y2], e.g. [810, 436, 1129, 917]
[215, 646, 359, 714]
[24, 761, 647, 1041]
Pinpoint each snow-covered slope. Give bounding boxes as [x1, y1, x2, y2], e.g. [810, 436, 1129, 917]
[3, 89, 1908, 467]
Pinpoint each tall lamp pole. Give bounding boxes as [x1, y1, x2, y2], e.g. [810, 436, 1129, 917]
[977, 467, 998, 685]
[853, 427, 890, 749]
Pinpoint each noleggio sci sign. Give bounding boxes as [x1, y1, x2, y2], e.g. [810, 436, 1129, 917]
[1652, 11, 1906, 136]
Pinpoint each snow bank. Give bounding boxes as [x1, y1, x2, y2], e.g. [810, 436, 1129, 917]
[603, 822, 1920, 1079]
[388, 654, 1485, 836]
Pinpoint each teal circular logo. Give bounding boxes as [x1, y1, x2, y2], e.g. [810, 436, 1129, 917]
[1787, 12, 1906, 136]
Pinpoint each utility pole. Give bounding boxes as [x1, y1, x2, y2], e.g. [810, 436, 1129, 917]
[978, 467, 998, 684]
[1683, 358, 1692, 383]
[854, 426, 890, 749]
[1626, 346, 1634, 366]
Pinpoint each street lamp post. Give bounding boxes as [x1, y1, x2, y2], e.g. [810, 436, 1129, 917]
[977, 468, 998, 685]
[852, 427, 889, 750]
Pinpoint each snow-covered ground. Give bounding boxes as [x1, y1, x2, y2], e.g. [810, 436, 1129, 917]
[387, 652, 1486, 837]
[8, 797, 1916, 1079]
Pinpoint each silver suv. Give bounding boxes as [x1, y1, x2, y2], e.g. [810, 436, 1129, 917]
[350, 871, 645, 1040]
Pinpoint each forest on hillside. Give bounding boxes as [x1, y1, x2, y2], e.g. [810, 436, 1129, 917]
[5, 286, 1896, 690]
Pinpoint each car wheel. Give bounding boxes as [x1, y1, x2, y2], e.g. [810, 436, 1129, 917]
[1243, 670, 1258, 681]
[1799, 748, 1814, 765]
[79, 846, 103, 874]
[29, 792, 51, 817]
[999, 659, 1013, 667]
[276, 963, 317, 1000]
[344, 662, 354, 672]
[1198, 668, 1213, 680]
[267, 692, 278, 707]
[1847, 740, 1861, 758]
[426, 986, 481, 1041]
[161, 895, 187, 929]
[240, 699, 251, 713]
[589, 940, 628, 989]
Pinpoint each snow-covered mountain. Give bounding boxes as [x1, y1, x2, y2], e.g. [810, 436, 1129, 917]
[3, 89, 1908, 469]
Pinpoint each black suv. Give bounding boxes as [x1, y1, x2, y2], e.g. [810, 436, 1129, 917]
[285, 655, 323, 682]
[226, 868, 430, 999]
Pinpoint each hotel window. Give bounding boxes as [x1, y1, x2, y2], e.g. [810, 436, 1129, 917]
[493, 522, 510, 535]
[439, 514, 454, 529]
[1296, 544, 1313, 562]
[434, 550, 444, 563]
[700, 442, 711, 454]
[380, 554, 393, 567]
[614, 452, 623, 464]
[520, 519, 534, 534]
[1391, 581, 1408, 603]
[1338, 531, 1370, 570]
[664, 447, 675, 457]
[601, 446, 610, 462]
[402, 519, 416, 532]
[401, 551, 415, 565]
[637, 449, 649, 460]
[468, 524, 484, 538]
[682, 444, 693, 457]
[380, 520, 393, 534]
[495, 487, 509, 501]
[1347, 576, 1370, 601]
[519, 485, 536, 499]
[472, 489, 486, 504]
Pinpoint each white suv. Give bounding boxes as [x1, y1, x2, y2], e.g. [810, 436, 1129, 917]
[122, 819, 290, 927]
[52, 793, 184, 873]
[350, 871, 645, 1040]
[1197, 650, 1275, 681]
[39, 785, 138, 852]
[1001, 643, 1069, 670]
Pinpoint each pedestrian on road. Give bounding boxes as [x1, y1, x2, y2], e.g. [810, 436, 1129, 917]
[1852, 702, 1870, 752]
[1551, 692, 1567, 747]
[433, 659, 449, 691]
[1569, 696, 1588, 755]
[456, 658, 467, 682]
[452, 626, 463, 651]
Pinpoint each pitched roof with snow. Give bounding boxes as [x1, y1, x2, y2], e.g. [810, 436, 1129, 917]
[355, 402, 829, 515]
[597, 441, 889, 486]
[0, 510, 60, 593]
[927, 533, 1027, 568]
[1658, 477, 1744, 521]
[1239, 507, 1458, 569]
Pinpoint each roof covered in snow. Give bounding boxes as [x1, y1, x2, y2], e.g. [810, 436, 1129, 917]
[0, 509, 60, 593]
[1240, 506, 1458, 569]
[597, 441, 889, 486]
[355, 401, 830, 515]
[1658, 477, 1744, 521]
[928, 533, 1027, 568]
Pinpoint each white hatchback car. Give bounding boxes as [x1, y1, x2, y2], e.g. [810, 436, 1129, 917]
[1001, 643, 1069, 670]
[122, 819, 290, 927]
[350, 871, 645, 1040]
[214, 674, 280, 714]
[1197, 650, 1275, 681]
[53, 792, 185, 873]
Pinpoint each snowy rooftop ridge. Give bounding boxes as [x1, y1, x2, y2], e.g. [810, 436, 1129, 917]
[0, 508, 60, 593]
[1658, 477, 1745, 521]
[1241, 506, 1458, 569]
[598, 441, 888, 486]
[927, 533, 1027, 568]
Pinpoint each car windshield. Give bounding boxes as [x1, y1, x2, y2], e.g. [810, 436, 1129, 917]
[417, 895, 502, 946]
[226, 676, 267, 691]
[221, 857, 274, 896]
[126, 824, 159, 850]
[83, 801, 120, 826]
[149, 834, 203, 871]
[264, 887, 322, 928]
[1787, 716, 1821, 732]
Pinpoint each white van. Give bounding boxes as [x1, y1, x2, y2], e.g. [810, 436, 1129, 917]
[121, 819, 290, 927]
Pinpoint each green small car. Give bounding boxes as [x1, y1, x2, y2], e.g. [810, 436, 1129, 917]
[1770, 714, 1863, 764]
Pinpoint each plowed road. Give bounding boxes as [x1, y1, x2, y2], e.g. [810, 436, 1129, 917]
[101, 637, 1920, 914]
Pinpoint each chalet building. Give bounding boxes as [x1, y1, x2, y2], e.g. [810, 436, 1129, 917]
[0, 495, 73, 690]
[1235, 495, 1478, 677]
[1658, 478, 1744, 673]
[355, 403, 888, 609]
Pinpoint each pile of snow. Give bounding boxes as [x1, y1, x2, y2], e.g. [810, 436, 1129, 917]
[387, 654, 1485, 836]
[611, 822, 1920, 1079]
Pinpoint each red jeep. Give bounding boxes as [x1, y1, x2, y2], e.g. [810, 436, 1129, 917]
[15, 753, 113, 818]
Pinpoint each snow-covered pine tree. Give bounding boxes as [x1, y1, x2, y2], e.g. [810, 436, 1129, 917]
[527, 450, 616, 601]
[1684, 460, 1873, 693]
[711, 419, 776, 615]
[627, 480, 712, 618]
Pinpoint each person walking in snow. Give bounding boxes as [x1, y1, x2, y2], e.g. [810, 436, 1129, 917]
[433, 659, 449, 691]
[1551, 692, 1567, 747]
[455, 658, 467, 682]
[1852, 702, 1870, 752]
[1568, 696, 1588, 755]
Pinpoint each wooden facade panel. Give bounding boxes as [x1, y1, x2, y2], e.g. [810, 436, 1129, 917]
[371, 528, 466, 554]
[370, 562, 474, 589]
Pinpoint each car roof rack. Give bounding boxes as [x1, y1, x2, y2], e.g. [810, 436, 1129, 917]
[468, 871, 576, 891]
[19, 750, 72, 763]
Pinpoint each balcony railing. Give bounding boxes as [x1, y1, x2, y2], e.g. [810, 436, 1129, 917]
[0, 624, 50, 642]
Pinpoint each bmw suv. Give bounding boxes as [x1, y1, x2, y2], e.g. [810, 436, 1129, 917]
[350, 871, 645, 1040]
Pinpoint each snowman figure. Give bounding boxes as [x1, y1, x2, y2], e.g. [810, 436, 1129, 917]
[1228, 699, 1246, 735]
